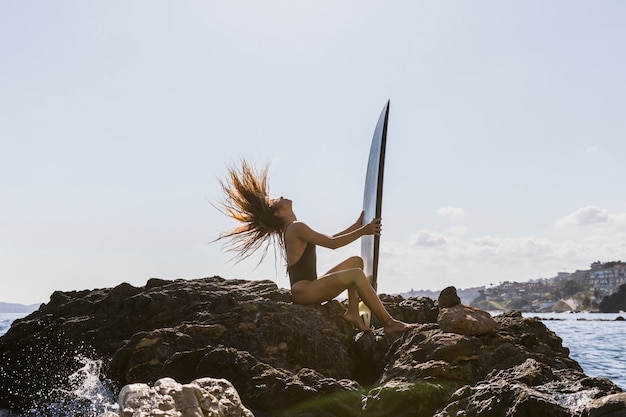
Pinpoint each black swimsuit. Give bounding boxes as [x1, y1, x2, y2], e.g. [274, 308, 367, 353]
[287, 242, 317, 286]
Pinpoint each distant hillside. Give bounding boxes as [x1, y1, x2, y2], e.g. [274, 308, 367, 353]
[599, 284, 626, 313]
[0, 302, 40, 314]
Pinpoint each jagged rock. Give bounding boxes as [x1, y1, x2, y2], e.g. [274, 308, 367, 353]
[438, 304, 499, 336]
[363, 311, 603, 417]
[100, 377, 253, 417]
[380, 293, 439, 324]
[583, 392, 626, 417]
[437, 286, 498, 336]
[437, 286, 462, 308]
[351, 295, 438, 386]
[144, 344, 363, 415]
[0, 277, 623, 417]
[435, 359, 621, 417]
[553, 299, 578, 313]
[0, 277, 434, 415]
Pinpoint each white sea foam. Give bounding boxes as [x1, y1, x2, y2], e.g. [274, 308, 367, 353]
[43, 355, 119, 416]
[0, 349, 119, 417]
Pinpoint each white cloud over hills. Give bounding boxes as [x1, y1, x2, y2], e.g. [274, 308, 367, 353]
[555, 206, 610, 227]
[373, 205, 626, 293]
[436, 206, 465, 219]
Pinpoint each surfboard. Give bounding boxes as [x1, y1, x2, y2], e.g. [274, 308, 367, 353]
[359, 100, 390, 329]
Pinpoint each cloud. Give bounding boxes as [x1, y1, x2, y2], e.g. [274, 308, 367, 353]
[324, 207, 626, 295]
[555, 206, 610, 227]
[449, 225, 470, 235]
[409, 230, 570, 263]
[445, 235, 562, 263]
[611, 212, 626, 228]
[436, 206, 465, 219]
[409, 230, 448, 247]
[376, 229, 601, 293]
[586, 145, 599, 154]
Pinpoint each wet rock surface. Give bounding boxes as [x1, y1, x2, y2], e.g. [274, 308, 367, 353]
[0, 277, 623, 417]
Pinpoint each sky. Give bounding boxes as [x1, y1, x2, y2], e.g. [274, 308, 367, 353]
[1, 1, 626, 305]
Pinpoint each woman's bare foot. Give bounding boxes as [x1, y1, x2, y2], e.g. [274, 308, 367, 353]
[383, 318, 417, 336]
[342, 310, 372, 332]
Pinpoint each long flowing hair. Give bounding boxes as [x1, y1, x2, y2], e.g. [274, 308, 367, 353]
[215, 159, 284, 265]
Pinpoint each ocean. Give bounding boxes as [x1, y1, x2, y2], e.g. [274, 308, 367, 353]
[0, 314, 25, 337]
[1, 312, 625, 416]
[521, 312, 626, 390]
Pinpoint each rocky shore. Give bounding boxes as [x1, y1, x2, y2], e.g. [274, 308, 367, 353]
[1, 276, 625, 417]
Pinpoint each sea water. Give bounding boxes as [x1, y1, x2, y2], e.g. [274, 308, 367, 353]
[522, 312, 626, 390]
[1, 312, 625, 415]
[0, 314, 119, 416]
[0, 314, 24, 337]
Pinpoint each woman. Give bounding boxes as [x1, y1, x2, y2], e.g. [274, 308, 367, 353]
[217, 160, 415, 335]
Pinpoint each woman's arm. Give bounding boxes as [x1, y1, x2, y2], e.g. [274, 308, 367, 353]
[332, 211, 365, 237]
[291, 217, 381, 250]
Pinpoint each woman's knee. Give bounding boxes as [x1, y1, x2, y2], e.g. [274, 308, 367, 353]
[344, 267, 368, 286]
[345, 256, 364, 270]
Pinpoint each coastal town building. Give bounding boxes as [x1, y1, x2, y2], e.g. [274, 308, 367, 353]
[588, 261, 626, 299]
[469, 260, 626, 312]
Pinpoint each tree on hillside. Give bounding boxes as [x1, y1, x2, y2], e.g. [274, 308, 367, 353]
[599, 284, 626, 313]
[562, 280, 582, 298]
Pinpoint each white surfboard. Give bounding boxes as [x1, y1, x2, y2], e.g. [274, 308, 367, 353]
[359, 100, 390, 328]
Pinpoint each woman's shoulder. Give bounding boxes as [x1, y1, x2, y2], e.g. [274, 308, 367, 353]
[285, 221, 307, 234]
[285, 221, 315, 240]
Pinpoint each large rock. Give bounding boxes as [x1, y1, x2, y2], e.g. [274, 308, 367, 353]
[435, 358, 619, 417]
[437, 286, 462, 308]
[0, 277, 434, 416]
[111, 377, 253, 417]
[438, 303, 500, 335]
[583, 392, 626, 417]
[0, 277, 622, 417]
[437, 286, 499, 336]
[362, 311, 611, 417]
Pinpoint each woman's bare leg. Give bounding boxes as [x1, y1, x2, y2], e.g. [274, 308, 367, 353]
[350, 277, 418, 335]
[291, 268, 360, 303]
[291, 264, 415, 335]
[322, 257, 369, 331]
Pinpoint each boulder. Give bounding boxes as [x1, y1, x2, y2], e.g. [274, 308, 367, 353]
[583, 392, 626, 417]
[438, 286, 462, 308]
[435, 358, 617, 417]
[553, 299, 577, 313]
[105, 377, 253, 417]
[0, 277, 435, 416]
[363, 311, 606, 417]
[438, 304, 499, 336]
[437, 286, 499, 336]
